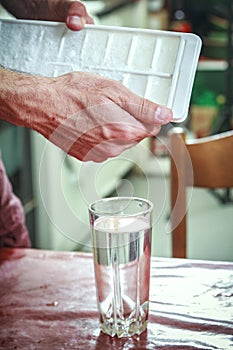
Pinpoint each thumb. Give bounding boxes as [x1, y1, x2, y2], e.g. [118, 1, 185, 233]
[66, 1, 94, 31]
[124, 96, 173, 125]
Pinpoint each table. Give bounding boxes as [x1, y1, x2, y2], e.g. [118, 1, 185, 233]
[0, 248, 232, 349]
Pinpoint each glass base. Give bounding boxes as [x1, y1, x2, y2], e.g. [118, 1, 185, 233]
[100, 319, 148, 338]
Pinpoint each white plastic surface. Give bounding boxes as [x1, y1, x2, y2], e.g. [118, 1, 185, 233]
[0, 19, 202, 121]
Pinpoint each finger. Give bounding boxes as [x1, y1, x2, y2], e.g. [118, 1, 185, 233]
[103, 108, 162, 141]
[110, 120, 161, 141]
[85, 14, 95, 25]
[128, 98, 172, 125]
[66, 1, 94, 31]
[81, 139, 138, 162]
[114, 84, 173, 125]
[143, 123, 162, 137]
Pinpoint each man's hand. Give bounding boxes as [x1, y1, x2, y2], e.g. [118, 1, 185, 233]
[60, 1, 94, 30]
[0, 0, 94, 30]
[0, 69, 172, 162]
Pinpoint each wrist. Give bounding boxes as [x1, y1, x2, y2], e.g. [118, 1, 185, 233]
[0, 67, 49, 129]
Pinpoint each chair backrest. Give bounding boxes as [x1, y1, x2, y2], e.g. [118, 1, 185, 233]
[168, 127, 233, 258]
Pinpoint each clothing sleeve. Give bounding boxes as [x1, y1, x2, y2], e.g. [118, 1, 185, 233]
[0, 156, 31, 248]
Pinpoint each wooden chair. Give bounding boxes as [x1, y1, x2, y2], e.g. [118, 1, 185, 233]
[168, 127, 233, 258]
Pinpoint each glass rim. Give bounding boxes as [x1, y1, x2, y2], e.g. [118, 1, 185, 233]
[88, 196, 153, 217]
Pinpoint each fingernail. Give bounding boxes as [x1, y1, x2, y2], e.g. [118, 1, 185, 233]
[155, 106, 172, 123]
[67, 16, 85, 29]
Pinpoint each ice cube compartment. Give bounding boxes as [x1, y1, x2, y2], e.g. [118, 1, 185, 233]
[0, 19, 202, 121]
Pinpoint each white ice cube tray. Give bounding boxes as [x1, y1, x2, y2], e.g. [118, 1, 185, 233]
[0, 19, 202, 122]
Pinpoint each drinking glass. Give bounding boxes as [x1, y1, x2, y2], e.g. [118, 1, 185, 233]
[89, 197, 153, 338]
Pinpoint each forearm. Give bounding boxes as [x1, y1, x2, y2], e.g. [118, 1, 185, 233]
[0, 67, 53, 131]
[1, 67, 33, 126]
